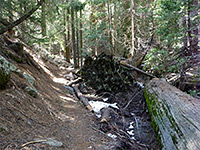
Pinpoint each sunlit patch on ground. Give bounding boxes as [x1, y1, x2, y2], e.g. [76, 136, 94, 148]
[59, 95, 77, 103]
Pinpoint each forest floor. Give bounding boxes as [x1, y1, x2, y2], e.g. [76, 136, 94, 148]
[0, 34, 160, 150]
[1, 35, 199, 149]
[0, 47, 120, 149]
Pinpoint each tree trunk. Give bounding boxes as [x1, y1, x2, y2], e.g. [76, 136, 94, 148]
[144, 78, 200, 150]
[41, 0, 46, 37]
[107, 0, 113, 55]
[89, 7, 96, 56]
[67, 6, 71, 61]
[71, 0, 77, 68]
[114, 0, 117, 56]
[76, 11, 79, 67]
[0, 0, 4, 14]
[0, 0, 44, 35]
[63, 6, 68, 61]
[20, 2, 25, 40]
[187, 0, 192, 56]
[190, 0, 199, 54]
[79, 9, 83, 67]
[131, 0, 137, 65]
[72, 85, 92, 110]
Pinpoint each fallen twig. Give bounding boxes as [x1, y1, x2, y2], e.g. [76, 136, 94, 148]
[90, 124, 110, 138]
[20, 139, 47, 149]
[122, 88, 144, 110]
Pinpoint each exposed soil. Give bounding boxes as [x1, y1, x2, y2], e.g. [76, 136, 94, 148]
[0, 49, 117, 149]
[0, 36, 159, 150]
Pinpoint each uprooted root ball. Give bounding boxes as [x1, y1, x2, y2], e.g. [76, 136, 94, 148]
[80, 53, 135, 94]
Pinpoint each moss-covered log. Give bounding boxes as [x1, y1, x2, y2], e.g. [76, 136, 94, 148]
[144, 78, 200, 150]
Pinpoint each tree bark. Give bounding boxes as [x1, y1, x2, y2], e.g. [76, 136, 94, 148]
[190, 0, 199, 54]
[144, 78, 200, 150]
[79, 9, 83, 67]
[41, 0, 46, 37]
[187, 0, 192, 56]
[120, 61, 155, 78]
[72, 85, 92, 110]
[114, 0, 117, 56]
[107, 0, 113, 54]
[63, 5, 68, 61]
[71, 0, 77, 68]
[0, 0, 44, 35]
[76, 11, 79, 67]
[131, 0, 137, 65]
[0, 0, 4, 14]
[67, 5, 71, 61]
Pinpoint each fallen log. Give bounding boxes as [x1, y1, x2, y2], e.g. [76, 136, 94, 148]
[120, 62, 155, 78]
[144, 78, 200, 150]
[72, 85, 92, 110]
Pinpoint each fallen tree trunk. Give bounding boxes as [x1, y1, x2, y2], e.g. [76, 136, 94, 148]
[0, 0, 44, 35]
[144, 78, 200, 150]
[72, 85, 92, 110]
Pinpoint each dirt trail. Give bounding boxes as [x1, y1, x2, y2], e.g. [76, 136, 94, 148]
[0, 52, 115, 149]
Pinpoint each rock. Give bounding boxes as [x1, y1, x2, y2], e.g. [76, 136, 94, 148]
[64, 85, 74, 94]
[34, 138, 63, 147]
[25, 86, 38, 98]
[0, 55, 10, 89]
[9, 63, 22, 76]
[44, 139, 63, 147]
[23, 72, 34, 85]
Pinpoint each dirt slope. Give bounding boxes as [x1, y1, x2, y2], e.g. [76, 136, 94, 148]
[0, 49, 115, 149]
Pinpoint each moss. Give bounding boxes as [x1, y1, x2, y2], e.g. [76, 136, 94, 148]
[144, 89, 163, 149]
[25, 86, 38, 98]
[171, 134, 178, 145]
[144, 88, 188, 149]
[162, 103, 183, 138]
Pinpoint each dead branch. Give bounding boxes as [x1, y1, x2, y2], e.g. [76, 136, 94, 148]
[122, 88, 144, 110]
[20, 140, 47, 148]
[120, 62, 155, 78]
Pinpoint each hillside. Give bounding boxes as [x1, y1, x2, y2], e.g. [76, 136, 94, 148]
[0, 36, 117, 149]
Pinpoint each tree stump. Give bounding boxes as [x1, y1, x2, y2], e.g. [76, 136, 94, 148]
[144, 78, 200, 150]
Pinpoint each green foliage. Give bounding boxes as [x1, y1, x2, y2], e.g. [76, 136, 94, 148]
[72, 1, 86, 11]
[142, 0, 191, 77]
[154, 0, 184, 45]
[144, 48, 186, 76]
[187, 90, 200, 98]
